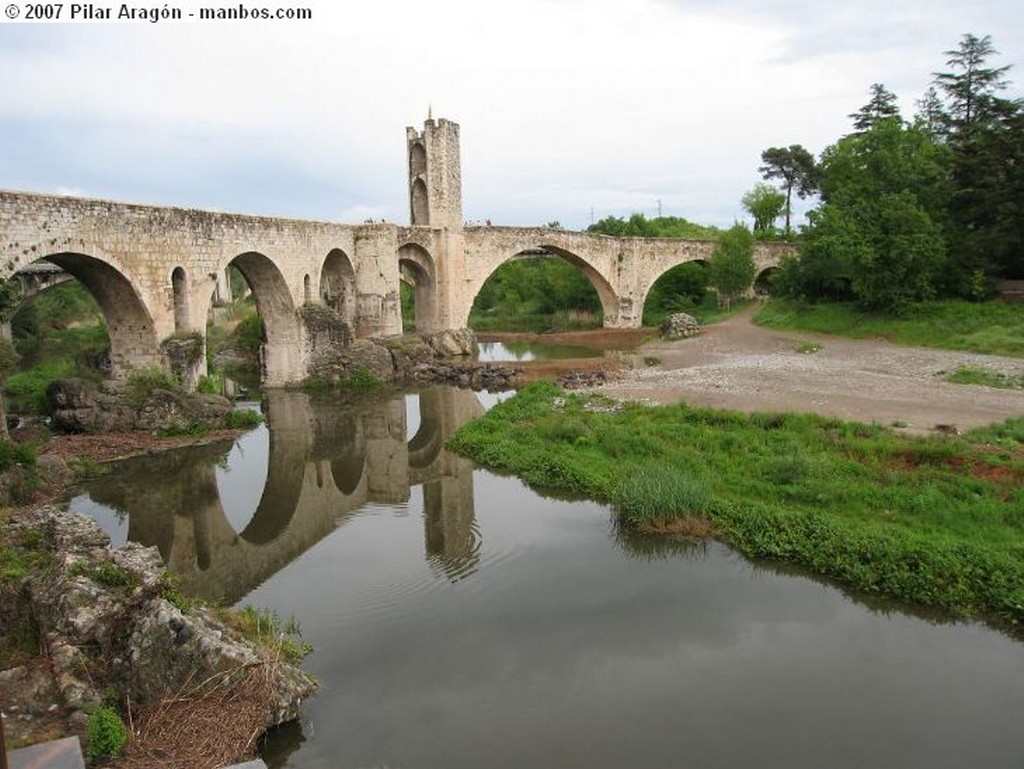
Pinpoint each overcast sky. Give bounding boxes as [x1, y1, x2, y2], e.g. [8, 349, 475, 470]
[2, 0, 1022, 231]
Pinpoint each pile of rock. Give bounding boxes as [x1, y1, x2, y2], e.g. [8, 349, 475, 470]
[660, 312, 702, 340]
[408, 362, 520, 391]
[1, 507, 317, 757]
[557, 369, 608, 389]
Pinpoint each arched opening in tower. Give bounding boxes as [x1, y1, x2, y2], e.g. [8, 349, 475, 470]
[398, 243, 437, 333]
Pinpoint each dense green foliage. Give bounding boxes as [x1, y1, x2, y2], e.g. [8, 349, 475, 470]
[469, 256, 602, 332]
[4, 283, 109, 413]
[448, 382, 1024, 622]
[708, 224, 756, 306]
[641, 262, 714, 326]
[587, 213, 720, 239]
[755, 298, 1024, 358]
[86, 706, 128, 761]
[741, 183, 787, 234]
[772, 34, 1023, 310]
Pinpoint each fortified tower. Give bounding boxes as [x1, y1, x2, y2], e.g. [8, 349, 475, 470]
[406, 116, 463, 231]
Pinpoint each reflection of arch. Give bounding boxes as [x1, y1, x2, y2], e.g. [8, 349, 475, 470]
[237, 417, 303, 546]
[330, 449, 366, 495]
[227, 252, 300, 387]
[319, 249, 356, 327]
[408, 391, 443, 470]
[411, 178, 429, 226]
[43, 251, 160, 376]
[398, 243, 438, 333]
[172, 266, 190, 332]
[410, 142, 427, 176]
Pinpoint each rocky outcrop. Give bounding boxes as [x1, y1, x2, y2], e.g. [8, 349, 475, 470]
[300, 322, 521, 391]
[660, 312, 702, 340]
[47, 379, 232, 434]
[6, 507, 317, 738]
[407, 362, 521, 391]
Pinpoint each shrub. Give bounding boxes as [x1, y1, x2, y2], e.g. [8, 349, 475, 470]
[196, 372, 224, 394]
[225, 409, 264, 429]
[0, 441, 35, 472]
[86, 706, 128, 761]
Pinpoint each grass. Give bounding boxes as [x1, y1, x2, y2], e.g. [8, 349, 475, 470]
[447, 381, 1024, 624]
[755, 298, 1024, 358]
[217, 605, 312, 665]
[944, 365, 1024, 389]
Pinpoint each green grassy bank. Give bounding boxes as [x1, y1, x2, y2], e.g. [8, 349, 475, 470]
[754, 299, 1024, 358]
[447, 382, 1024, 625]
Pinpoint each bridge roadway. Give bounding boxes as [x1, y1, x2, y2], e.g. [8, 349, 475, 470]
[0, 189, 789, 387]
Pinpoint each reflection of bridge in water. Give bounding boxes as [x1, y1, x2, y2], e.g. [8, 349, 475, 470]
[84, 386, 484, 603]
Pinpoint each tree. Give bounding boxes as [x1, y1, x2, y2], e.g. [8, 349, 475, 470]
[758, 145, 819, 234]
[933, 34, 1014, 130]
[802, 119, 951, 309]
[849, 83, 901, 132]
[741, 183, 786, 233]
[708, 223, 755, 308]
[932, 35, 1024, 281]
[915, 86, 948, 138]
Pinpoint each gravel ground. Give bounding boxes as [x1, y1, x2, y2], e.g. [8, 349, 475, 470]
[587, 307, 1024, 434]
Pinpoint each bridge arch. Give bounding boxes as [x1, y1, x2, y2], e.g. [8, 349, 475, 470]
[320, 248, 357, 329]
[398, 243, 438, 333]
[466, 244, 617, 329]
[225, 251, 303, 387]
[637, 258, 711, 322]
[39, 251, 162, 377]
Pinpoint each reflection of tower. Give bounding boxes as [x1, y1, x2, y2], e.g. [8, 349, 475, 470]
[413, 388, 485, 580]
[406, 117, 463, 231]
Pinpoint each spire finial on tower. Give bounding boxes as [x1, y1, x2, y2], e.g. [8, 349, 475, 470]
[428, 104, 433, 121]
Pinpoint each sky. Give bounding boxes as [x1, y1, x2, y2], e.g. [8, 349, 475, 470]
[1, 0, 1022, 231]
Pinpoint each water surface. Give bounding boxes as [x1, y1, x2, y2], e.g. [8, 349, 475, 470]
[71, 387, 1024, 769]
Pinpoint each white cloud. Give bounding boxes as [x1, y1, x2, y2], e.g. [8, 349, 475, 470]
[1, 0, 1022, 230]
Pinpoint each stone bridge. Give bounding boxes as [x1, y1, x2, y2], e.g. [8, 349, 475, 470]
[0, 117, 790, 387]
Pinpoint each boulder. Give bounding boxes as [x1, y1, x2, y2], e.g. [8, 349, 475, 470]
[660, 312, 702, 340]
[423, 328, 477, 357]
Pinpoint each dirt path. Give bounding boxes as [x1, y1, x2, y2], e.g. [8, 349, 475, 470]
[586, 306, 1024, 434]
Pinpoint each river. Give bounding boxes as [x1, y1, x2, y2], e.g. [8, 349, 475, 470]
[70, 382, 1024, 769]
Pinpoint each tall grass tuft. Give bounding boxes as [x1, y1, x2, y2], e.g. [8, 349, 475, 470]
[612, 460, 712, 527]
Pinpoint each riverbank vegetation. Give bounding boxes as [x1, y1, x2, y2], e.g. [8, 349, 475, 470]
[448, 382, 1024, 625]
[755, 298, 1024, 358]
[762, 34, 1022, 311]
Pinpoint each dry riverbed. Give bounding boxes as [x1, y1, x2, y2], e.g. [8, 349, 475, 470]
[580, 308, 1024, 434]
